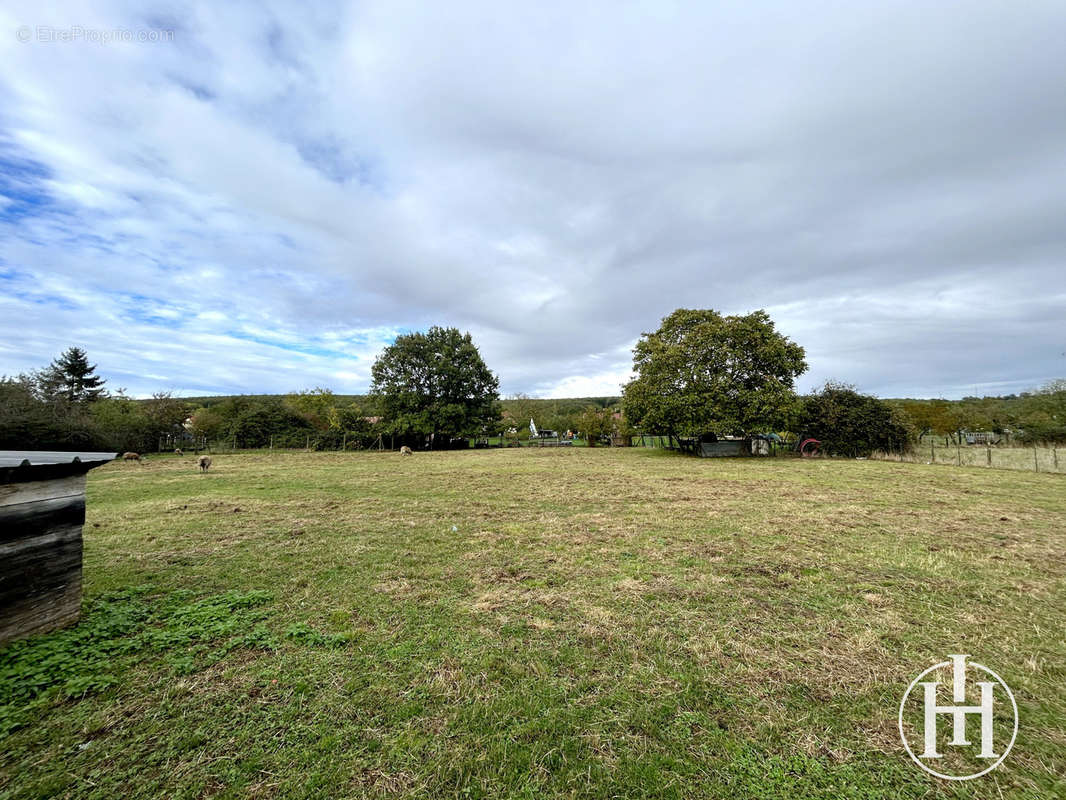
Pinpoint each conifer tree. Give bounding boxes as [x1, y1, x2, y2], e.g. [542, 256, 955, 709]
[38, 347, 107, 404]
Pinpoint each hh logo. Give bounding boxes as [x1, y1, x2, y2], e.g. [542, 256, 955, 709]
[898, 654, 1018, 780]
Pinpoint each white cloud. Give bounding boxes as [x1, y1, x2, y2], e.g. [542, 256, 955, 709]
[1, 0, 1065, 399]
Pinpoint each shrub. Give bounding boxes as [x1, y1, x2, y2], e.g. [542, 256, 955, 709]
[798, 382, 913, 457]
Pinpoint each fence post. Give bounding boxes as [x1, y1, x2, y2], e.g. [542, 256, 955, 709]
[342, 432, 347, 451]
[270, 435, 274, 451]
[1034, 448, 1039, 473]
[1055, 446, 1059, 471]
[306, 435, 310, 451]
[931, 441, 935, 463]
[987, 445, 991, 467]
[956, 439, 961, 466]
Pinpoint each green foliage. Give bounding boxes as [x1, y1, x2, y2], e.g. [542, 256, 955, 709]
[142, 391, 189, 437]
[284, 623, 354, 648]
[623, 309, 807, 436]
[189, 405, 225, 439]
[502, 393, 539, 440]
[577, 405, 615, 446]
[0, 375, 88, 449]
[36, 346, 107, 403]
[184, 393, 383, 449]
[1019, 380, 1066, 442]
[0, 371, 113, 450]
[799, 382, 913, 457]
[1016, 424, 1066, 445]
[0, 588, 275, 735]
[370, 326, 501, 439]
[192, 396, 312, 448]
[889, 379, 1066, 441]
[90, 394, 155, 451]
[284, 387, 341, 431]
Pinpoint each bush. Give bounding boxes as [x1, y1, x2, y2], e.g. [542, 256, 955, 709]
[1017, 424, 1066, 445]
[798, 382, 913, 457]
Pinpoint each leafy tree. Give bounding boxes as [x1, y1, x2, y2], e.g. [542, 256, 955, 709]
[798, 382, 913, 457]
[577, 406, 615, 447]
[189, 406, 225, 440]
[37, 347, 107, 404]
[0, 372, 108, 449]
[0, 375, 62, 448]
[370, 327, 500, 443]
[622, 309, 806, 437]
[90, 395, 154, 452]
[503, 393, 539, 440]
[143, 391, 189, 437]
[1016, 379, 1066, 443]
[335, 406, 378, 448]
[205, 396, 313, 448]
[285, 388, 341, 431]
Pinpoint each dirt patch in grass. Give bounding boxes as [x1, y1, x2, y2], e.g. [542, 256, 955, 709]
[5, 448, 1063, 799]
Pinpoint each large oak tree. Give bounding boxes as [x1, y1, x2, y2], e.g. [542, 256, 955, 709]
[622, 309, 806, 437]
[370, 327, 500, 443]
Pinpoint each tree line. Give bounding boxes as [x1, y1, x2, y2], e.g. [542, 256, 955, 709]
[3, 313, 1064, 455]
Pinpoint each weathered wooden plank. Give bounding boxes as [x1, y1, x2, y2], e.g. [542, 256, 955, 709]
[0, 579, 81, 642]
[0, 475, 86, 508]
[0, 495, 86, 543]
[0, 524, 82, 608]
[0, 492, 84, 643]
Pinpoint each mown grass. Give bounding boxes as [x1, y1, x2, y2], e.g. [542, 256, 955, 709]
[1, 449, 1063, 799]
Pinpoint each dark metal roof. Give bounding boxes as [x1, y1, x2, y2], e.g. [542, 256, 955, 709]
[0, 451, 118, 484]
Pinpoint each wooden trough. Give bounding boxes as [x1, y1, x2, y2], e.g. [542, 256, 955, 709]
[0, 451, 116, 645]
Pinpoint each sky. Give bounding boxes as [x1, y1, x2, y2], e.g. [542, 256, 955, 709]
[1, 1, 1064, 400]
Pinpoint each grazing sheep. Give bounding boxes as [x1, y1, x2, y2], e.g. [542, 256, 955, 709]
[399, 446, 413, 456]
[122, 452, 140, 462]
[174, 448, 183, 456]
[197, 455, 212, 472]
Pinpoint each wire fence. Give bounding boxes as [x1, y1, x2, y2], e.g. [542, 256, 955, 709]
[871, 443, 1063, 474]
[158, 432, 1064, 474]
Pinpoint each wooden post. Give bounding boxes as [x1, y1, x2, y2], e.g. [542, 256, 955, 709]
[306, 435, 310, 451]
[1034, 448, 1039, 473]
[342, 432, 347, 452]
[1054, 446, 1059, 471]
[269, 435, 274, 451]
[987, 445, 991, 467]
[931, 441, 935, 463]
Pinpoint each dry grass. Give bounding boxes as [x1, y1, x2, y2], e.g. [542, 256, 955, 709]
[1, 447, 1064, 799]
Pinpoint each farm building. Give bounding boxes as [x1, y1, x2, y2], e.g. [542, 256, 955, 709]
[678, 433, 776, 457]
[0, 451, 116, 644]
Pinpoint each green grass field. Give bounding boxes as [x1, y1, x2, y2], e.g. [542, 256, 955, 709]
[2, 449, 1064, 799]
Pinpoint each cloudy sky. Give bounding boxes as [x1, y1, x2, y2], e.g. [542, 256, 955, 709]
[1, 1, 1064, 399]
